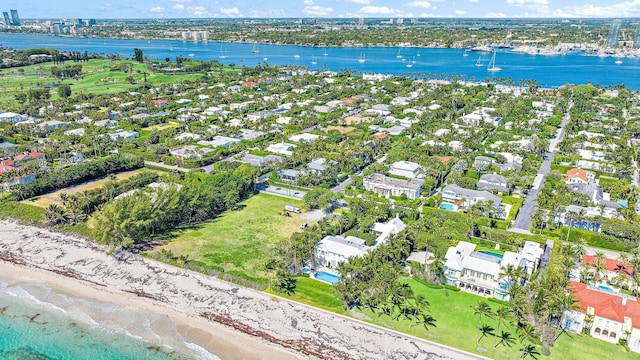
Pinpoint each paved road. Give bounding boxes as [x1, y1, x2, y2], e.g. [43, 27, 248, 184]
[331, 176, 353, 193]
[511, 102, 573, 233]
[144, 161, 190, 172]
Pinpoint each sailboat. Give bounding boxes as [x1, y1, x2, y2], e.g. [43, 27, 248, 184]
[311, 55, 317, 65]
[219, 44, 228, 59]
[396, 48, 403, 59]
[463, 50, 469, 57]
[294, 54, 300, 59]
[416, 51, 421, 57]
[323, 47, 328, 56]
[487, 51, 502, 72]
[358, 52, 366, 64]
[252, 43, 260, 54]
[406, 57, 414, 68]
[615, 58, 623, 64]
[475, 56, 483, 67]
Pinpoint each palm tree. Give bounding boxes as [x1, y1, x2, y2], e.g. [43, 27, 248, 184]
[496, 331, 516, 348]
[478, 324, 495, 344]
[493, 306, 513, 348]
[473, 301, 494, 344]
[518, 324, 540, 360]
[520, 344, 541, 359]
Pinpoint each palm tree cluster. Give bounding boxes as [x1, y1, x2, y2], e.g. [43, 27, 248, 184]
[335, 234, 435, 329]
[473, 301, 518, 351]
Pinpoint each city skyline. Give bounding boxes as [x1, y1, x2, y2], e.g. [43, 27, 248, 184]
[3, 0, 640, 20]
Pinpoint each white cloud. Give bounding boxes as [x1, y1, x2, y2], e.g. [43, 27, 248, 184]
[405, 1, 431, 8]
[454, 9, 467, 15]
[303, 5, 334, 16]
[188, 5, 208, 16]
[303, 0, 314, 4]
[506, 0, 548, 6]
[359, 6, 398, 14]
[220, 7, 243, 17]
[346, 0, 372, 4]
[485, 11, 506, 17]
[551, 0, 640, 17]
[149, 6, 164, 13]
[172, 4, 185, 10]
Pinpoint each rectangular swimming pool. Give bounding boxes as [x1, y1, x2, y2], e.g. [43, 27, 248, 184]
[441, 203, 454, 211]
[315, 271, 340, 285]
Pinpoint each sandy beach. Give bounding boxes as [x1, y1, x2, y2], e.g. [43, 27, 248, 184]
[0, 220, 483, 360]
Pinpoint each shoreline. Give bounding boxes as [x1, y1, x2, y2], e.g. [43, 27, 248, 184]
[0, 220, 482, 360]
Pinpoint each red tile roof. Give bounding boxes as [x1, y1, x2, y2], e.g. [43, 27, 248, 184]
[565, 168, 592, 183]
[0, 159, 19, 175]
[242, 81, 258, 87]
[151, 100, 168, 106]
[14, 152, 45, 162]
[570, 281, 640, 326]
[372, 133, 389, 139]
[583, 255, 633, 276]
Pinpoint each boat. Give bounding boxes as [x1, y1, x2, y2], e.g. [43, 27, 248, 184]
[219, 45, 228, 59]
[358, 53, 366, 64]
[406, 59, 413, 68]
[311, 55, 317, 65]
[323, 48, 328, 56]
[615, 59, 623, 64]
[169, 46, 174, 51]
[188, 53, 195, 57]
[487, 51, 502, 72]
[294, 54, 300, 59]
[463, 50, 469, 57]
[416, 51, 421, 57]
[396, 48, 403, 59]
[469, 45, 492, 52]
[263, 57, 269, 61]
[252, 43, 260, 54]
[475, 56, 483, 67]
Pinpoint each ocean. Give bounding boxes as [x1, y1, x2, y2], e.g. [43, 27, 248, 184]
[0, 279, 218, 360]
[1, 33, 640, 89]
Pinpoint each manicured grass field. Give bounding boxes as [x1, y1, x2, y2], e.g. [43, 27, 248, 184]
[21, 169, 152, 208]
[288, 277, 637, 360]
[0, 201, 46, 222]
[0, 59, 212, 104]
[154, 194, 306, 278]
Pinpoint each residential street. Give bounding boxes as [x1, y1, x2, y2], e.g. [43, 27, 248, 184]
[511, 102, 573, 233]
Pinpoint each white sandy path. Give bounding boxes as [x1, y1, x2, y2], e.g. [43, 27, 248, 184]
[0, 221, 485, 360]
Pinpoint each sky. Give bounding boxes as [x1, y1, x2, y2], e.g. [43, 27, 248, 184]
[4, 0, 640, 19]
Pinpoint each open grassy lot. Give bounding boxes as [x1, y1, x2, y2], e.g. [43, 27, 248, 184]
[21, 169, 152, 208]
[0, 59, 217, 103]
[0, 201, 46, 222]
[154, 194, 306, 279]
[269, 277, 347, 315]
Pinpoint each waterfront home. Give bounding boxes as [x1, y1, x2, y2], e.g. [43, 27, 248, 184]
[444, 241, 543, 300]
[441, 184, 503, 215]
[363, 173, 424, 200]
[388, 161, 422, 179]
[477, 174, 510, 194]
[561, 281, 640, 353]
[314, 235, 370, 268]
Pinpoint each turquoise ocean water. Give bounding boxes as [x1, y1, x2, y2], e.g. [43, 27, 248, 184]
[0, 280, 218, 360]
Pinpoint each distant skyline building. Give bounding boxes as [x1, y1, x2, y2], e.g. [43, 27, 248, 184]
[606, 20, 621, 48]
[10, 9, 19, 26]
[2, 12, 10, 26]
[634, 26, 640, 49]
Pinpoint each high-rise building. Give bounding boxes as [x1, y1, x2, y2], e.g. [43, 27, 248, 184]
[606, 20, 621, 48]
[10, 10, 19, 26]
[634, 26, 640, 49]
[2, 12, 10, 26]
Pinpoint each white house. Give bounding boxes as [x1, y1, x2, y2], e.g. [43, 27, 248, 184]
[0, 112, 27, 124]
[64, 128, 85, 136]
[289, 133, 320, 143]
[444, 241, 543, 300]
[266, 142, 296, 156]
[170, 145, 214, 160]
[198, 136, 241, 148]
[442, 184, 503, 216]
[314, 235, 370, 268]
[108, 130, 139, 141]
[388, 161, 421, 179]
[363, 173, 424, 200]
[477, 174, 510, 193]
[370, 217, 406, 247]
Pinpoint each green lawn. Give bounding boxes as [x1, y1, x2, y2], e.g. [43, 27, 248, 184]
[0, 201, 45, 222]
[288, 277, 637, 360]
[153, 194, 306, 279]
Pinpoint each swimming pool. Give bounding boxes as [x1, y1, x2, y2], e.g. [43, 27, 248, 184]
[441, 203, 454, 211]
[597, 284, 615, 292]
[315, 271, 340, 285]
[478, 250, 504, 259]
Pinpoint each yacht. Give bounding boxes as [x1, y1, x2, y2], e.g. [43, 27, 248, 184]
[615, 59, 623, 64]
[188, 53, 195, 57]
[469, 45, 492, 52]
[487, 51, 502, 72]
[294, 54, 300, 59]
[263, 57, 269, 61]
